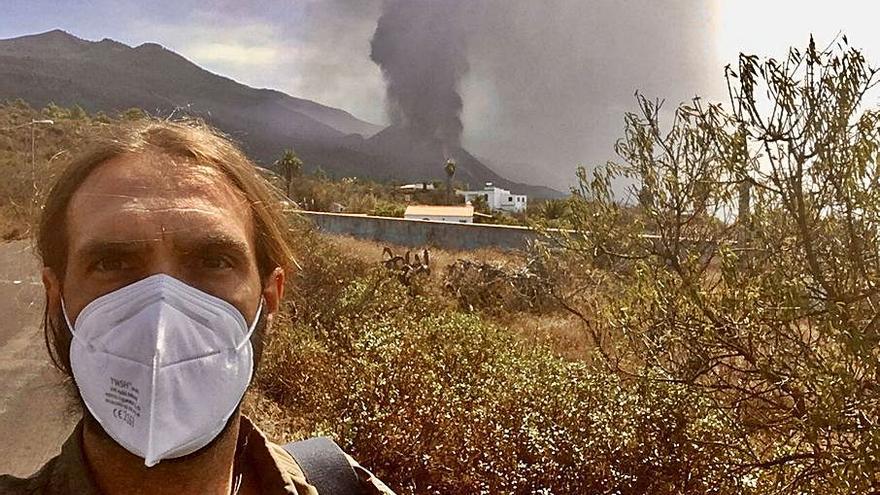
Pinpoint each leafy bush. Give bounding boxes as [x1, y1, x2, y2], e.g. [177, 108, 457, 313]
[550, 37, 880, 493]
[287, 173, 397, 213]
[254, 233, 747, 494]
[443, 254, 558, 315]
[371, 199, 406, 218]
[528, 197, 578, 229]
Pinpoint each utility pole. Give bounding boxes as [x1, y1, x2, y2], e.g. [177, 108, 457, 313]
[30, 119, 54, 195]
[1, 118, 54, 206]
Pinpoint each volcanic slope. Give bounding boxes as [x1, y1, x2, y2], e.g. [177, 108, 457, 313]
[0, 30, 563, 198]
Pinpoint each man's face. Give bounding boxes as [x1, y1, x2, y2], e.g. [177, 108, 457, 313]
[46, 151, 280, 327]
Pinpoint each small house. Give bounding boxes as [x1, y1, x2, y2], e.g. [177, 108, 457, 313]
[398, 182, 436, 191]
[404, 205, 474, 223]
[457, 182, 527, 213]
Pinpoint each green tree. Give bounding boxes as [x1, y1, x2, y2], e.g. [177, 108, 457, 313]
[552, 36, 880, 493]
[122, 107, 147, 121]
[42, 102, 69, 120]
[274, 148, 303, 198]
[469, 194, 489, 214]
[539, 199, 566, 219]
[69, 104, 87, 120]
[11, 98, 30, 110]
[528, 198, 573, 229]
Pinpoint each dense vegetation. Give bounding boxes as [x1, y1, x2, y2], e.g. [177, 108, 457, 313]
[251, 38, 880, 494]
[537, 37, 880, 492]
[4, 37, 879, 494]
[248, 227, 745, 493]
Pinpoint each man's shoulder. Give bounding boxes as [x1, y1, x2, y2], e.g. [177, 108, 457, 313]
[273, 437, 396, 495]
[263, 435, 396, 494]
[0, 459, 56, 495]
[0, 474, 31, 493]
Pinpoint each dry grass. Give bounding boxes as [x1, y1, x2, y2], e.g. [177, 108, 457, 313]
[325, 233, 524, 269]
[502, 312, 594, 361]
[0, 100, 117, 238]
[318, 234, 592, 358]
[0, 206, 29, 240]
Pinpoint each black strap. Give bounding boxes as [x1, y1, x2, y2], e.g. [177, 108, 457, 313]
[282, 437, 365, 495]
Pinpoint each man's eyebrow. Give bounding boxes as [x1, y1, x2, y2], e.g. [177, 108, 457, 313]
[75, 239, 154, 261]
[74, 235, 251, 262]
[174, 234, 251, 257]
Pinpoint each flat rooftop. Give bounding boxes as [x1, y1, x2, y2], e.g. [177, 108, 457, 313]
[404, 205, 474, 217]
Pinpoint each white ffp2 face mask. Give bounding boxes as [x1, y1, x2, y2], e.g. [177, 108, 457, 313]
[63, 273, 262, 467]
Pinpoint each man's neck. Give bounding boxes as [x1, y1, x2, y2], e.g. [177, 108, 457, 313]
[81, 413, 242, 495]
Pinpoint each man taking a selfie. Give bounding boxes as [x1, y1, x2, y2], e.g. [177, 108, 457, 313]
[0, 120, 393, 494]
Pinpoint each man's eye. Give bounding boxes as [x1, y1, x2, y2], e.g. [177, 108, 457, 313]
[199, 255, 233, 270]
[94, 258, 130, 272]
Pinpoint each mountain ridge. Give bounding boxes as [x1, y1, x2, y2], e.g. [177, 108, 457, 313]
[0, 30, 563, 198]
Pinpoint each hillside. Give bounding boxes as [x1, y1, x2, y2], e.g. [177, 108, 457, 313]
[0, 30, 564, 199]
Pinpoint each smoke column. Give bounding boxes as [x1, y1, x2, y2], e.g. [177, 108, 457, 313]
[370, 0, 469, 148]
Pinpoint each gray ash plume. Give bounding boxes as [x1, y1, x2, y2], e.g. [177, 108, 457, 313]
[370, 0, 469, 150]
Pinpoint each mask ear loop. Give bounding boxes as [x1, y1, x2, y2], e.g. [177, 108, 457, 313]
[235, 297, 264, 352]
[60, 296, 83, 342]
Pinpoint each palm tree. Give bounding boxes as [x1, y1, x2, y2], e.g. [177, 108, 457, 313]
[539, 198, 570, 220]
[275, 149, 303, 197]
[444, 159, 456, 205]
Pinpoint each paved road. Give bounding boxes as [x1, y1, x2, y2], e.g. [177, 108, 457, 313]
[0, 240, 79, 477]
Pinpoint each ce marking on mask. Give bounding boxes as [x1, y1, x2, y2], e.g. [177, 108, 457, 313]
[105, 377, 142, 428]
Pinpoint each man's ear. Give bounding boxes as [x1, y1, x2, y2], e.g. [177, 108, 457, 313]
[261, 267, 285, 321]
[42, 267, 62, 316]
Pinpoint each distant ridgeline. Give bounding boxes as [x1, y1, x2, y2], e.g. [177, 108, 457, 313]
[0, 30, 563, 199]
[0, 100, 564, 240]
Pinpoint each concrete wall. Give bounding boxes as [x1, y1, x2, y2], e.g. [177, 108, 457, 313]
[299, 211, 540, 251]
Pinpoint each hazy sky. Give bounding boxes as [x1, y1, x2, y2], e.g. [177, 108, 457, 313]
[2, 0, 878, 190]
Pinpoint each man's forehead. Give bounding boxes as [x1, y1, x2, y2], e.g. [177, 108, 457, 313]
[73, 152, 245, 199]
[66, 152, 254, 251]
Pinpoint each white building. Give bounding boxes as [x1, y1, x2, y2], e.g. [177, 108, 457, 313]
[404, 205, 474, 223]
[457, 182, 527, 213]
[398, 183, 436, 191]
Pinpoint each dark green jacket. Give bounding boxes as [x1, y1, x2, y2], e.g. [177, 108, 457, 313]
[0, 416, 394, 494]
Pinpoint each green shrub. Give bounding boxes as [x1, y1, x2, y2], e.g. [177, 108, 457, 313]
[548, 38, 880, 493]
[371, 200, 405, 218]
[443, 255, 558, 316]
[122, 107, 147, 120]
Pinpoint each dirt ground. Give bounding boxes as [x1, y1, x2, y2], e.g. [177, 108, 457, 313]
[0, 240, 79, 477]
